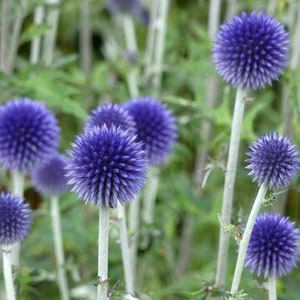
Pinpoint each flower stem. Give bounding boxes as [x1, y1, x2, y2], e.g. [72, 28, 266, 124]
[11, 170, 25, 269]
[268, 276, 277, 300]
[80, 0, 92, 75]
[97, 207, 110, 300]
[122, 15, 139, 98]
[30, 4, 45, 64]
[2, 246, 16, 300]
[142, 167, 160, 225]
[152, 0, 169, 98]
[128, 195, 140, 289]
[42, 0, 60, 66]
[7, 0, 28, 73]
[230, 184, 268, 298]
[50, 196, 70, 300]
[117, 205, 134, 296]
[215, 87, 247, 289]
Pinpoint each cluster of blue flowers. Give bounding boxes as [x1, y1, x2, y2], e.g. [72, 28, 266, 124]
[213, 9, 300, 295]
[0, 95, 177, 244]
[67, 97, 177, 208]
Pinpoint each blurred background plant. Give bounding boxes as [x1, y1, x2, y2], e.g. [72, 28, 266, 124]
[1, 0, 300, 299]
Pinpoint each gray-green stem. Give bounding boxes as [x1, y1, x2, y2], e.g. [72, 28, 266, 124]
[122, 15, 139, 98]
[42, 0, 60, 66]
[215, 87, 247, 289]
[97, 207, 110, 300]
[2, 246, 16, 300]
[11, 170, 25, 269]
[268, 276, 277, 300]
[117, 205, 135, 296]
[128, 195, 140, 290]
[230, 184, 268, 298]
[50, 196, 70, 300]
[142, 167, 160, 225]
[152, 0, 169, 98]
[30, 4, 45, 64]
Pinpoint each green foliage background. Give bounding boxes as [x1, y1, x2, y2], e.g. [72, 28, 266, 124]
[1, 0, 300, 299]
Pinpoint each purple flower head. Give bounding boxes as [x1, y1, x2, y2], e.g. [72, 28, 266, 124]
[31, 153, 69, 197]
[84, 103, 136, 134]
[66, 125, 148, 208]
[123, 97, 177, 166]
[245, 213, 300, 278]
[106, 0, 142, 16]
[0, 192, 32, 245]
[213, 11, 290, 90]
[0, 98, 60, 173]
[246, 133, 300, 189]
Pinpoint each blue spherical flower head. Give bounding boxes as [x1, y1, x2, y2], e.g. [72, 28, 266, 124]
[123, 97, 177, 166]
[31, 153, 69, 197]
[213, 11, 289, 90]
[0, 98, 60, 173]
[66, 125, 148, 208]
[0, 192, 32, 245]
[246, 133, 300, 189]
[245, 213, 300, 278]
[106, 0, 142, 15]
[84, 103, 136, 134]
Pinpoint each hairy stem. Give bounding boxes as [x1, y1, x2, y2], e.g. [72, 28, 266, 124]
[230, 184, 268, 297]
[42, 0, 60, 66]
[11, 170, 25, 269]
[215, 87, 247, 289]
[50, 196, 70, 300]
[2, 246, 16, 300]
[268, 276, 277, 300]
[97, 207, 110, 300]
[80, 0, 92, 75]
[117, 205, 134, 295]
[122, 15, 139, 98]
[30, 5, 45, 64]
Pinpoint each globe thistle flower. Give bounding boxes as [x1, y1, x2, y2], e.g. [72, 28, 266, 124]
[123, 97, 177, 165]
[84, 103, 136, 134]
[246, 133, 300, 189]
[31, 153, 69, 197]
[106, 0, 142, 16]
[0, 192, 32, 245]
[245, 213, 300, 278]
[66, 125, 147, 208]
[213, 11, 289, 90]
[0, 98, 60, 173]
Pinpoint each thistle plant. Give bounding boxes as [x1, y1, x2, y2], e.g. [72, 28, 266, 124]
[0, 98, 60, 267]
[84, 103, 138, 296]
[0, 192, 32, 300]
[66, 125, 147, 299]
[245, 213, 300, 300]
[31, 153, 70, 300]
[230, 133, 300, 298]
[213, 11, 290, 289]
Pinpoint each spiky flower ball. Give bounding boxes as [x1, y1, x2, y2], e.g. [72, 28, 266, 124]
[84, 103, 136, 134]
[123, 97, 177, 165]
[31, 153, 69, 197]
[66, 125, 147, 208]
[246, 133, 300, 189]
[213, 11, 289, 90]
[0, 98, 60, 173]
[106, 0, 142, 15]
[0, 192, 32, 245]
[245, 213, 300, 278]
